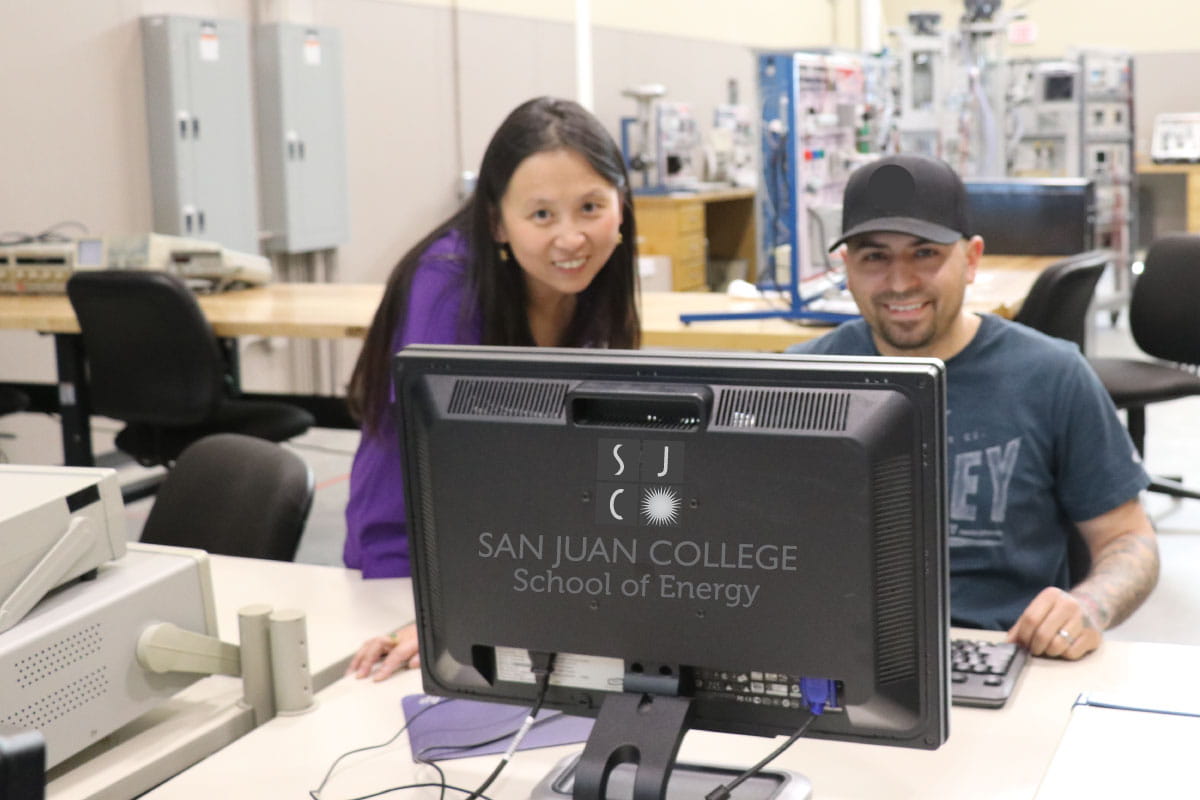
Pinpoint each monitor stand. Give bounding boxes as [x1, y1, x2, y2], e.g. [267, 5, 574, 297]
[532, 692, 812, 800]
[530, 754, 811, 800]
[574, 693, 692, 799]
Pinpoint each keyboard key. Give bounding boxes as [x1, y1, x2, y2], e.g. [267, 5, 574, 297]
[950, 638, 1028, 709]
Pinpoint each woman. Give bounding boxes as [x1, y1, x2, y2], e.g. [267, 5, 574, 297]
[344, 97, 640, 679]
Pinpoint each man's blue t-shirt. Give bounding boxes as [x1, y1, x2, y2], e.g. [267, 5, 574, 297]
[788, 314, 1149, 630]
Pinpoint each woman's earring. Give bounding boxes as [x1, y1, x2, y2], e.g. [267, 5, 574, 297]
[497, 244, 509, 262]
[616, 232, 624, 245]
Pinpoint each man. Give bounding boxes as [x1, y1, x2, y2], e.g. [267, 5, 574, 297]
[788, 154, 1158, 660]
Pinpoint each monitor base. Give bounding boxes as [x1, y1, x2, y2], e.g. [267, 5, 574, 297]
[530, 752, 812, 800]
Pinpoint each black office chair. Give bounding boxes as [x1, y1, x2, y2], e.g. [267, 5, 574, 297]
[65, 270, 314, 499]
[1088, 235, 1200, 501]
[1012, 250, 1111, 351]
[0, 386, 29, 416]
[139, 433, 315, 561]
[1010, 251, 1111, 584]
[0, 387, 28, 459]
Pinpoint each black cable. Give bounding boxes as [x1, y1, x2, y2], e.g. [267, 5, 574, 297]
[310, 701, 502, 800]
[308, 697, 447, 799]
[0, 221, 90, 246]
[338, 781, 497, 800]
[407, 711, 565, 800]
[462, 651, 556, 800]
[311, 653, 557, 800]
[417, 746, 452, 800]
[325, 727, 513, 800]
[410, 700, 564, 800]
[414, 711, 565, 762]
[704, 712, 818, 800]
[461, 759, 505, 800]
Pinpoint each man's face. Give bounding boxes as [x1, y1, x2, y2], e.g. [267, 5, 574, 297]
[842, 231, 982, 358]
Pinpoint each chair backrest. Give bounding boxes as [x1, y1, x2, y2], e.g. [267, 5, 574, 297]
[0, 386, 29, 416]
[66, 270, 227, 426]
[139, 433, 315, 561]
[1131, 234, 1200, 366]
[1012, 249, 1111, 350]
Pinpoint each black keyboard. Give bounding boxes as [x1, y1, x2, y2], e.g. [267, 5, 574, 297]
[950, 638, 1027, 708]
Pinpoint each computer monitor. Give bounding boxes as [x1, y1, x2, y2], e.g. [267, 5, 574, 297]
[396, 345, 949, 798]
[964, 178, 1095, 255]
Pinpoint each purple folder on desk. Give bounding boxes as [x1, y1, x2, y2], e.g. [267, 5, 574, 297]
[401, 694, 593, 762]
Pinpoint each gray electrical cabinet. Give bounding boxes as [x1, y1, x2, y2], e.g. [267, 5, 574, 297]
[255, 23, 349, 254]
[140, 15, 260, 255]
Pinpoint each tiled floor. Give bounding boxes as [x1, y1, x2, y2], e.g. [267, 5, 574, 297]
[2, 309, 1198, 648]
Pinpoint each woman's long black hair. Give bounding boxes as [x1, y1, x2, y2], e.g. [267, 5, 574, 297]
[347, 97, 640, 431]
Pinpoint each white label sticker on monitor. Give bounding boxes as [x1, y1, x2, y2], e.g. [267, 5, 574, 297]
[495, 647, 624, 692]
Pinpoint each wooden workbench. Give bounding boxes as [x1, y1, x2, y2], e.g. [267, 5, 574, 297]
[0, 254, 1053, 351]
[640, 255, 1056, 350]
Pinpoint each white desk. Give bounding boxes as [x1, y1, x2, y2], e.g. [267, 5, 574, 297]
[193, 553, 413, 689]
[140, 636, 1200, 800]
[46, 554, 412, 800]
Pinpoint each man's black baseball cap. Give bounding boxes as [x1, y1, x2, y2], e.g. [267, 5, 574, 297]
[829, 154, 970, 251]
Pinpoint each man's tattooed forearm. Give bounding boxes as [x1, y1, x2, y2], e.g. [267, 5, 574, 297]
[1072, 530, 1159, 630]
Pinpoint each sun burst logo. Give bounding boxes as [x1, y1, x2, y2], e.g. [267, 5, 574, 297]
[641, 486, 681, 526]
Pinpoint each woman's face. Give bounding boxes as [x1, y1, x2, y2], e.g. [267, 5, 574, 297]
[493, 147, 623, 304]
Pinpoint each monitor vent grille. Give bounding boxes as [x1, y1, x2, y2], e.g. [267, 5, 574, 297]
[2, 668, 111, 731]
[712, 388, 851, 431]
[448, 378, 568, 419]
[872, 455, 918, 685]
[413, 424, 442, 614]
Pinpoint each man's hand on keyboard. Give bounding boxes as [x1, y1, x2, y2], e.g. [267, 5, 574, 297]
[1005, 587, 1102, 660]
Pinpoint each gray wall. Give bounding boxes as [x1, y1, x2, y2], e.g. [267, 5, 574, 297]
[1134, 51, 1200, 158]
[1132, 52, 1200, 245]
[4, 1, 1196, 394]
[0, 1, 756, 392]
